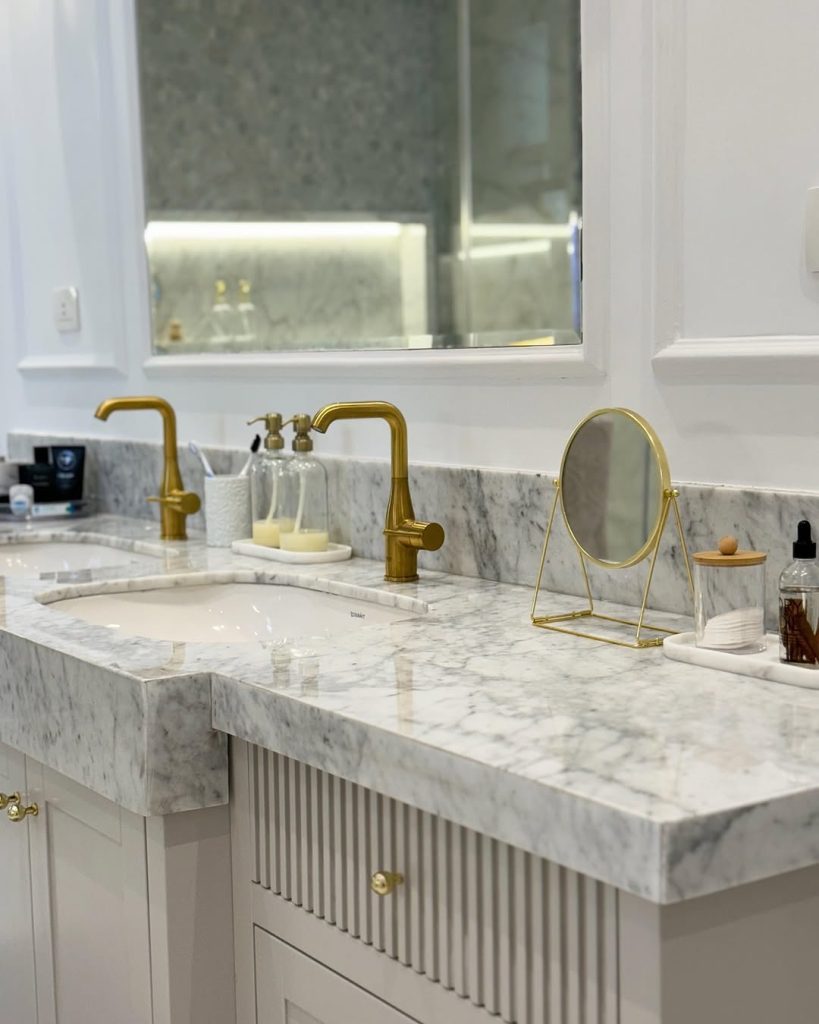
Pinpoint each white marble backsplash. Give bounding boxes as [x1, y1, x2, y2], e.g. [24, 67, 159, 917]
[9, 431, 815, 625]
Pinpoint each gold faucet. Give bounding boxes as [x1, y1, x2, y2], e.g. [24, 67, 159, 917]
[94, 396, 201, 540]
[311, 401, 444, 582]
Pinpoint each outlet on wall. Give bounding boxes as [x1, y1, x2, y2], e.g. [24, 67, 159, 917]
[53, 286, 80, 332]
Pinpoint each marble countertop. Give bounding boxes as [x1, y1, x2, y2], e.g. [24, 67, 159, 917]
[3, 516, 819, 904]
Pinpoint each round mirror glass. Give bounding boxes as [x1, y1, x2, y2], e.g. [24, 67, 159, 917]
[560, 410, 666, 567]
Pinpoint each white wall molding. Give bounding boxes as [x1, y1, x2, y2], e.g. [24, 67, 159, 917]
[17, 354, 127, 376]
[142, 344, 604, 384]
[649, 0, 686, 353]
[652, 335, 819, 382]
[5, 0, 132, 377]
[577, 0, 611, 380]
[648, 0, 819, 384]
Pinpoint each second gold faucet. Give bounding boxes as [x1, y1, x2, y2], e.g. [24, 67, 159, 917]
[311, 401, 444, 583]
[94, 396, 200, 541]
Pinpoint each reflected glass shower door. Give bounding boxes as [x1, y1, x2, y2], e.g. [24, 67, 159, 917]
[454, 0, 582, 341]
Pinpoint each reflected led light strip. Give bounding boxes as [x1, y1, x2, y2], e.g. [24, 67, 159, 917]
[470, 221, 575, 240]
[144, 220, 407, 242]
[467, 240, 554, 260]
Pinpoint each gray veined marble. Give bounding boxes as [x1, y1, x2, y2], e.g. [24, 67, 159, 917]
[6, 514, 819, 904]
[9, 430, 819, 627]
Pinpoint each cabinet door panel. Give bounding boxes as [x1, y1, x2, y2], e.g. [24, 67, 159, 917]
[0, 741, 37, 1024]
[255, 929, 414, 1024]
[27, 760, 152, 1024]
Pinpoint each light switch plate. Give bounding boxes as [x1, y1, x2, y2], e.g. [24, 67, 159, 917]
[806, 188, 819, 273]
[53, 286, 80, 332]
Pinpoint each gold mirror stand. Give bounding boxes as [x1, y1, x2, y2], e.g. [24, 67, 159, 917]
[530, 481, 694, 650]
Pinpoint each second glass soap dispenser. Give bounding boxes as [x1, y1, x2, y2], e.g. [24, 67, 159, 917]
[279, 414, 329, 552]
[247, 413, 293, 547]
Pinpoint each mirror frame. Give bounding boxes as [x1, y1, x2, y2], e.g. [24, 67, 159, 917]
[130, 0, 611, 385]
[558, 407, 671, 570]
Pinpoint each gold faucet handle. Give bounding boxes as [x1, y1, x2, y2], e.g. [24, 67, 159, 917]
[147, 490, 201, 516]
[0, 792, 20, 810]
[387, 520, 445, 552]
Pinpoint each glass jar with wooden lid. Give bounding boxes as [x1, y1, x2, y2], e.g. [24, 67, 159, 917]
[693, 536, 767, 653]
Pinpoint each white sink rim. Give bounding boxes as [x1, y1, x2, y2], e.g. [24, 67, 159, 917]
[37, 570, 428, 644]
[0, 530, 176, 556]
[0, 531, 176, 577]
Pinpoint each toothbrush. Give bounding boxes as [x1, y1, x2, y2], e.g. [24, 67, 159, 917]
[239, 434, 261, 477]
[188, 441, 215, 478]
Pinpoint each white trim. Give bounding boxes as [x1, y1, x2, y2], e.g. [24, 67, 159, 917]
[109, 0, 153, 376]
[649, 0, 687, 352]
[130, 0, 610, 384]
[575, 0, 610, 378]
[652, 335, 819, 382]
[143, 344, 603, 383]
[17, 354, 126, 375]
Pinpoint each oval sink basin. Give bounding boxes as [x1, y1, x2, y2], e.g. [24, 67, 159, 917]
[1, 541, 162, 578]
[46, 581, 420, 643]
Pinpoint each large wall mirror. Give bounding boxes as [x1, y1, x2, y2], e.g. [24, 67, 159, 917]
[135, 1, 582, 356]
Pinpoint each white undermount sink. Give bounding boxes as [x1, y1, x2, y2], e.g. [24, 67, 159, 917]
[41, 577, 422, 643]
[0, 539, 162, 578]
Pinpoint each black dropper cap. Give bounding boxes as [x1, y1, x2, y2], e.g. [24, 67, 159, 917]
[793, 520, 817, 558]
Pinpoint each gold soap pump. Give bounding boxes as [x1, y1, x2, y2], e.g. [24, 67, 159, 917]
[279, 414, 329, 553]
[247, 413, 293, 548]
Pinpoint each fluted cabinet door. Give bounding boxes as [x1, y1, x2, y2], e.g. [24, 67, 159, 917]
[255, 929, 415, 1024]
[0, 741, 37, 1024]
[243, 743, 620, 1024]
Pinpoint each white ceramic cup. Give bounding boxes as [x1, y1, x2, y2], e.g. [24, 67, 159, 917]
[0, 461, 20, 497]
[204, 475, 251, 547]
[9, 483, 34, 518]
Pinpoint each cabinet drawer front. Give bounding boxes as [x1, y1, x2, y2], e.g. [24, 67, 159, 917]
[248, 746, 619, 1024]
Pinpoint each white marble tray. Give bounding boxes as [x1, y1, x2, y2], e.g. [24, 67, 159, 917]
[664, 631, 819, 691]
[231, 539, 352, 564]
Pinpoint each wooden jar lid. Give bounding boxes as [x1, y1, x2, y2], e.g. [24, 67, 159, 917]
[692, 535, 766, 567]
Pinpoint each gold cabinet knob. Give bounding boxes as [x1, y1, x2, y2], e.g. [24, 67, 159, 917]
[0, 792, 20, 811]
[370, 871, 404, 897]
[7, 801, 38, 823]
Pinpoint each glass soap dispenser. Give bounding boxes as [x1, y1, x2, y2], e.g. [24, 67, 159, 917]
[247, 413, 292, 547]
[279, 414, 329, 553]
[779, 520, 819, 666]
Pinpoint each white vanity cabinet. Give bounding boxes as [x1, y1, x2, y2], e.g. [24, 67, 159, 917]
[231, 741, 619, 1024]
[256, 930, 416, 1024]
[0, 741, 38, 1024]
[24, 758, 154, 1024]
[0, 740, 234, 1024]
[231, 740, 819, 1024]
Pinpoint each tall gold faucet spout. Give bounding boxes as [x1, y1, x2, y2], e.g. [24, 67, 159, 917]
[311, 401, 444, 583]
[94, 395, 200, 540]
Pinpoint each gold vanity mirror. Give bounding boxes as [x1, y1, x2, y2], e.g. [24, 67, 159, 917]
[531, 408, 693, 648]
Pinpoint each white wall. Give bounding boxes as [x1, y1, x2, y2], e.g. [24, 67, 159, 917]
[2, 0, 819, 489]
